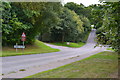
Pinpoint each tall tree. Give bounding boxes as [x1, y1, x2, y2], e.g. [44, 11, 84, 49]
[50, 7, 84, 42]
[2, 2, 33, 46]
[2, 2, 62, 46]
[96, 2, 120, 52]
[88, 4, 105, 29]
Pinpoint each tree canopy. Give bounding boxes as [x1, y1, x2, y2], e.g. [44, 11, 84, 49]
[1, 1, 119, 53]
[2, 1, 86, 46]
[93, 2, 120, 52]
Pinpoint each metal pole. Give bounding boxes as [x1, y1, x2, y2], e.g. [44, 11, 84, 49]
[16, 43, 18, 52]
[23, 41, 24, 53]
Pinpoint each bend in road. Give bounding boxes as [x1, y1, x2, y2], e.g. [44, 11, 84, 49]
[2, 29, 107, 76]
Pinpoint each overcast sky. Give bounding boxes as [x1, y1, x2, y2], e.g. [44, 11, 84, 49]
[63, 0, 101, 6]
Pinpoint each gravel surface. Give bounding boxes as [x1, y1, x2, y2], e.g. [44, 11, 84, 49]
[2, 29, 108, 78]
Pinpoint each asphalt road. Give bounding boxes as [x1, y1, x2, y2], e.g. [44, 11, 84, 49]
[2, 29, 107, 77]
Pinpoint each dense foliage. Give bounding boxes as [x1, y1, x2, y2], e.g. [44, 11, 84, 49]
[2, 1, 119, 53]
[65, 2, 120, 52]
[64, 2, 91, 31]
[64, 2, 91, 18]
[88, 4, 104, 29]
[2, 1, 88, 46]
[2, 2, 33, 46]
[94, 2, 120, 52]
[50, 8, 84, 42]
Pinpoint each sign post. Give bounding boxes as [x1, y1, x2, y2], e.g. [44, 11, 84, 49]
[21, 32, 26, 53]
[15, 43, 18, 52]
[22, 41, 24, 52]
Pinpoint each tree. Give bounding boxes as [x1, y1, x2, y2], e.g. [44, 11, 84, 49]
[96, 2, 120, 52]
[64, 2, 91, 32]
[50, 7, 84, 42]
[79, 15, 91, 32]
[64, 2, 91, 18]
[2, 2, 62, 46]
[88, 4, 105, 29]
[2, 2, 33, 46]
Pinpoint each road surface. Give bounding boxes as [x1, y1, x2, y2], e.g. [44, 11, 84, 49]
[2, 29, 108, 78]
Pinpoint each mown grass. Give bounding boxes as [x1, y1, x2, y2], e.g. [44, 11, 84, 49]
[50, 31, 90, 48]
[26, 51, 118, 78]
[107, 48, 115, 51]
[50, 42, 85, 48]
[2, 40, 60, 57]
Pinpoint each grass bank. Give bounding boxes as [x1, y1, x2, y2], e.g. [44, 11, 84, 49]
[50, 42, 85, 48]
[2, 40, 60, 57]
[50, 31, 90, 48]
[107, 48, 115, 51]
[26, 51, 118, 78]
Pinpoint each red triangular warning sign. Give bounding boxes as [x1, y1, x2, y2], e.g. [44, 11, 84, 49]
[22, 32, 26, 38]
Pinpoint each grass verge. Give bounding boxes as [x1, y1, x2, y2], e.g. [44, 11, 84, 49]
[2, 40, 60, 57]
[107, 48, 115, 51]
[50, 42, 85, 48]
[50, 31, 90, 48]
[26, 51, 118, 78]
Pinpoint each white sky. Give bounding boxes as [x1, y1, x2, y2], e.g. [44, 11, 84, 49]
[63, 0, 101, 6]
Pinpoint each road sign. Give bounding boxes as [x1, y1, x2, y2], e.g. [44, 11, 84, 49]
[21, 37, 26, 41]
[14, 45, 25, 48]
[21, 32, 26, 41]
[22, 32, 26, 38]
[21, 32, 26, 53]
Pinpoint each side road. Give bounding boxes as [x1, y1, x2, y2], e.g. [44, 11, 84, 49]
[2, 29, 108, 78]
